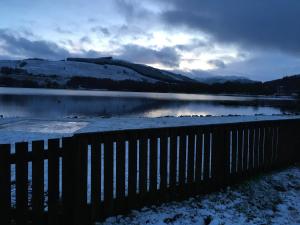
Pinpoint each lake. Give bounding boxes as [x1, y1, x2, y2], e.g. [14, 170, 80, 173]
[0, 87, 299, 118]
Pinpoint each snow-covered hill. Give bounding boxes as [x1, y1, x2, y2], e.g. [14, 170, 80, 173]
[0, 58, 257, 86]
[0, 59, 159, 83]
[66, 57, 194, 83]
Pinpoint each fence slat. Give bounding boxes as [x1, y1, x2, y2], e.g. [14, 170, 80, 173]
[231, 129, 237, 174]
[75, 138, 89, 225]
[264, 127, 272, 168]
[104, 136, 114, 216]
[149, 136, 158, 194]
[32, 141, 44, 225]
[187, 133, 195, 185]
[128, 136, 137, 207]
[179, 134, 187, 186]
[16, 142, 28, 225]
[254, 128, 260, 170]
[243, 128, 249, 171]
[116, 139, 125, 212]
[48, 139, 60, 225]
[91, 139, 101, 220]
[138, 137, 147, 197]
[237, 128, 243, 173]
[211, 128, 228, 185]
[62, 137, 75, 225]
[258, 128, 264, 168]
[160, 135, 168, 192]
[271, 127, 276, 164]
[203, 132, 211, 180]
[273, 127, 279, 163]
[169, 135, 177, 188]
[195, 133, 203, 182]
[248, 129, 254, 171]
[0, 144, 11, 225]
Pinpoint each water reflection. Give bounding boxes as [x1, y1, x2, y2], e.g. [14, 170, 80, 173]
[0, 87, 298, 118]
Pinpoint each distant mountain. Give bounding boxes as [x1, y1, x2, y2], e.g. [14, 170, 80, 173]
[0, 57, 299, 96]
[196, 75, 255, 84]
[0, 57, 199, 92]
[0, 58, 189, 84]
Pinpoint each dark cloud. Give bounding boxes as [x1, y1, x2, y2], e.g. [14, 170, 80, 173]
[0, 29, 179, 67]
[208, 59, 226, 69]
[175, 38, 213, 52]
[212, 51, 300, 81]
[0, 29, 70, 59]
[88, 18, 98, 23]
[119, 44, 180, 67]
[158, 0, 300, 55]
[55, 27, 73, 34]
[91, 26, 110, 36]
[79, 36, 92, 44]
[114, 0, 154, 22]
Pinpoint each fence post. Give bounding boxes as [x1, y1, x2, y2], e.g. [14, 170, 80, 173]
[103, 134, 114, 217]
[74, 136, 89, 225]
[212, 126, 229, 188]
[31, 141, 44, 225]
[62, 137, 75, 225]
[128, 134, 138, 208]
[62, 136, 89, 225]
[16, 142, 28, 225]
[0, 144, 10, 225]
[48, 139, 60, 225]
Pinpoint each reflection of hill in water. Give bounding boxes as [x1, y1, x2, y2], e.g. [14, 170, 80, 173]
[0, 94, 299, 118]
[0, 95, 167, 117]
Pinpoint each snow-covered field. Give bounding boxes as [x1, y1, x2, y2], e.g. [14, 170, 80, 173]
[100, 166, 300, 225]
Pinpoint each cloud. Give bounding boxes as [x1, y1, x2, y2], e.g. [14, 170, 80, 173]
[114, 0, 154, 23]
[211, 51, 300, 81]
[55, 27, 73, 34]
[0, 29, 70, 59]
[79, 36, 92, 44]
[157, 0, 300, 55]
[175, 38, 211, 52]
[91, 26, 110, 36]
[119, 44, 180, 67]
[208, 59, 226, 69]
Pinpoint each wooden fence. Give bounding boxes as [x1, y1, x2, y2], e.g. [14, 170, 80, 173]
[0, 118, 300, 225]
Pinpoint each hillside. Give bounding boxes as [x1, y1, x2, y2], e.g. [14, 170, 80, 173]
[264, 75, 300, 95]
[0, 57, 299, 96]
[67, 57, 194, 83]
[196, 75, 255, 85]
[0, 59, 160, 83]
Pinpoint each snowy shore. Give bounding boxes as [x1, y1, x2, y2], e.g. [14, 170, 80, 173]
[1, 114, 300, 144]
[100, 166, 300, 225]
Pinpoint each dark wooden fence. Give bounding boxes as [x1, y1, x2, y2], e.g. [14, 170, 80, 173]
[0, 118, 300, 225]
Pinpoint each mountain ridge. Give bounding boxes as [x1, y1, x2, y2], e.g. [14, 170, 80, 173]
[0, 57, 299, 96]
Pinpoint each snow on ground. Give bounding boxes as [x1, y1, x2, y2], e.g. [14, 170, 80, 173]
[0, 59, 158, 82]
[1, 115, 300, 144]
[0, 118, 86, 144]
[99, 166, 300, 225]
[76, 114, 300, 134]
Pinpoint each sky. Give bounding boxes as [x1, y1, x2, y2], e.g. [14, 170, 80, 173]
[1, 0, 300, 81]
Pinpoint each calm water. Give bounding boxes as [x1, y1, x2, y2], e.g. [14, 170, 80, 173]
[0, 87, 299, 118]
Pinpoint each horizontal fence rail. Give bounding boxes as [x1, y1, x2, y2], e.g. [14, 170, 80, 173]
[0, 119, 300, 225]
